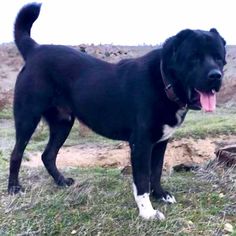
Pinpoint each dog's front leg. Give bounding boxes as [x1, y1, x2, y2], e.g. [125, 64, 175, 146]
[130, 134, 165, 220]
[151, 140, 176, 204]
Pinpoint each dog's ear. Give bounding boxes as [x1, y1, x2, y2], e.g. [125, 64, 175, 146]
[174, 29, 194, 47]
[162, 29, 193, 61]
[210, 28, 219, 34]
[210, 28, 226, 46]
[161, 29, 194, 87]
[161, 29, 194, 70]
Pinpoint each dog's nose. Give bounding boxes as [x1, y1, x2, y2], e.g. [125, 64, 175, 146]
[208, 69, 222, 80]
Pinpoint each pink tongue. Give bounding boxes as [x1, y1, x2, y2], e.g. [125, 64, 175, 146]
[199, 92, 216, 112]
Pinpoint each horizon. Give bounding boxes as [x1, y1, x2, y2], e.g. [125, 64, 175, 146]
[0, 0, 236, 46]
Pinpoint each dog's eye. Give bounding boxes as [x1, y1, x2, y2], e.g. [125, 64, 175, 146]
[214, 54, 224, 63]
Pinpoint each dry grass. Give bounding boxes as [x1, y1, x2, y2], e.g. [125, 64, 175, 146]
[0, 91, 12, 110]
[0, 166, 235, 235]
[197, 162, 236, 216]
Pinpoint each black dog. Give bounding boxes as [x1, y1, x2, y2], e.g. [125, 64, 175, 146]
[8, 3, 226, 220]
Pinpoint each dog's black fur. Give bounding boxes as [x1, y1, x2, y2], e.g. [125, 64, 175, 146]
[9, 3, 226, 205]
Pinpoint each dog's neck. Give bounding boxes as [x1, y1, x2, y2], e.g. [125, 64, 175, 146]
[160, 61, 187, 108]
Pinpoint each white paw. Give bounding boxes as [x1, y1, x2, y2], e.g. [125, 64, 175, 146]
[140, 209, 166, 220]
[132, 183, 166, 221]
[162, 194, 177, 204]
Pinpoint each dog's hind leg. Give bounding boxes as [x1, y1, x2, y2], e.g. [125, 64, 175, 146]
[151, 140, 176, 204]
[42, 107, 75, 187]
[8, 113, 41, 194]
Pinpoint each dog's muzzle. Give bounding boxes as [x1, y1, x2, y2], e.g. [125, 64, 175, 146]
[207, 69, 222, 92]
[208, 69, 222, 81]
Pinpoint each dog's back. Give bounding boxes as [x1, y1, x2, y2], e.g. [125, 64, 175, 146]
[13, 3, 138, 141]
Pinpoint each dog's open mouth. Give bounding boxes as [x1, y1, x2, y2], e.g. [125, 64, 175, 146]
[189, 89, 216, 112]
[197, 89, 216, 112]
[190, 89, 216, 112]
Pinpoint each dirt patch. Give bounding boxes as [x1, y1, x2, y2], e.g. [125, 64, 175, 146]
[0, 44, 23, 106]
[23, 135, 236, 171]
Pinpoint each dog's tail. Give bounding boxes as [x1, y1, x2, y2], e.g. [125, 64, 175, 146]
[14, 3, 41, 60]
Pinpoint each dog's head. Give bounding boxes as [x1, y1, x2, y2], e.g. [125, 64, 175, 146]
[161, 28, 226, 112]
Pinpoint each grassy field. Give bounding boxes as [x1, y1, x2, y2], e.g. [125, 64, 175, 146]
[0, 166, 235, 235]
[0, 107, 236, 235]
[177, 108, 236, 139]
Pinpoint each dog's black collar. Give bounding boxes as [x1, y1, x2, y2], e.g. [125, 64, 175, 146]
[160, 61, 187, 108]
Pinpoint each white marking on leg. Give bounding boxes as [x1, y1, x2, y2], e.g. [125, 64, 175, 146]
[132, 183, 165, 220]
[162, 194, 177, 204]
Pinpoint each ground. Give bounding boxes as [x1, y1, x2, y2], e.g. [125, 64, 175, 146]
[23, 135, 235, 172]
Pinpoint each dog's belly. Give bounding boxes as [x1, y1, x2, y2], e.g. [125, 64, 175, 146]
[83, 123, 131, 141]
[49, 90, 131, 140]
[75, 109, 132, 141]
[70, 91, 133, 141]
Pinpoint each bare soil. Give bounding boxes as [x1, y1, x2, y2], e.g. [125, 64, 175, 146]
[23, 135, 236, 171]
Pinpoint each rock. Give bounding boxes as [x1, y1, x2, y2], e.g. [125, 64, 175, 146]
[224, 223, 234, 233]
[79, 46, 86, 53]
[215, 145, 236, 167]
[219, 193, 225, 198]
[71, 230, 77, 235]
[105, 51, 110, 57]
[173, 163, 199, 172]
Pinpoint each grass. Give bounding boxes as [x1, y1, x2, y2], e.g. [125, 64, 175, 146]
[0, 107, 12, 120]
[175, 108, 236, 139]
[0, 106, 236, 235]
[0, 167, 235, 235]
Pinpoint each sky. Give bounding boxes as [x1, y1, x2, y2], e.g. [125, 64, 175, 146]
[0, 0, 236, 46]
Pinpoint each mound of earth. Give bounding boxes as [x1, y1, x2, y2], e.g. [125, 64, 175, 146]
[23, 135, 236, 171]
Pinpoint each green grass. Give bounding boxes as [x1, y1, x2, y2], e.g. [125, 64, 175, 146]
[0, 167, 235, 235]
[0, 107, 12, 120]
[175, 108, 236, 139]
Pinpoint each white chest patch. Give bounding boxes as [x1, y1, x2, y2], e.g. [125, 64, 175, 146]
[158, 108, 187, 142]
[159, 125, 177, 142]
